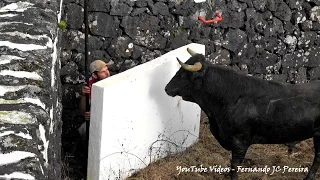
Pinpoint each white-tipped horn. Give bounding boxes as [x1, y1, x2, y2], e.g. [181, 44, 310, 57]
[187, 48, 197, 56]
[176, 57, 202, 72]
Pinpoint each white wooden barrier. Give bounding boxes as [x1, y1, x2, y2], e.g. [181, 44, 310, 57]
[87, 43, 205, 180]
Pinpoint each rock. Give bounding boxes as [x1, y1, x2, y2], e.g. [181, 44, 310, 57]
[159, 15, 177, 32]
[301, 20, 314, 31]
[136, 0, 148, 7]
[270, 74, 288, 83]
[107, 36, 133, 58]
[312, 22, 320, 30]
[88, 35, 104, 51]
[302, 1, 313, 12]
[131, 7, 148, 16]
[190, 26, 211, 41]
[202, 39, 217, 55]
[88, 0, 110, 12]
[304, 46, 320, 67]
[89, 50, 111, 62]
[63, 30, 85, 52]
[294, 67, 307, 84]
[170, 0, 195, 16]
[132, 45, 147, 60]
[252, 0, 267, 11]
[265, 37, 278, 52]
[282, 50, 305, 69]
[121, 14, 164, 49]
[121, 0, 135, 7]
[246, 10, 267, 34]
[309, 67, 320, 80]
[110, 2, 132, 16]
[222, 29, 247, 53]
[101, 37, 113, 50]
[210, 28, 224, 42]
[228, 0, 247, 12]
[178, 16, 197, 29]
[167, 31, 191, 50]
[121, 14, 160, 39]
[238, 63, 249, 75]
[90, 12, 120, 38]
[62, 71, 85, 84]
[261, 50, 278, 66]
[61, 50, 73, 67]
[121, 16, 140, 38]
[119, 60, 139, 72]
[315, 34, 320, 45]
[246, 8, 256, 20]
[310, 6, 320, 23]
[297, 31, 317, 48]
[244, 43, 256, 59]
[140, 49, 162, 63]
[249, 50, 278, 74]
[266, 0, 276, 11]
[292, 11, 307, 24]
[270, 17, 285, 36]
[147, 0, 159, 15]
[207, 49, 231, 65]
[274, 2, 292, 21]
[73, 53, 85, 69]
[232, 41, 256, 63]
[60, 61, 79, 77]
[62, 84, 82, 109]
[308, 0, 320, 5]
[153, 2, 170, 16]
[283, 35, 297, 53]
[133, 31, 167, 49]
[64, 3, 83, 30]
[285, 0, 303, 10]
[262, 11, 273, 20]
[229, 11, 245, 29]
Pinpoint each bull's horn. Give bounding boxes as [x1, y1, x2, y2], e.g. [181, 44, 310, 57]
[187, 48, 197, 56]
[176, 57, 202, 72]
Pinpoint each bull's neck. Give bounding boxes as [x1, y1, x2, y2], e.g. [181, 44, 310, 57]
[202, 67, 283, 105]
[193, 91, 226, 119]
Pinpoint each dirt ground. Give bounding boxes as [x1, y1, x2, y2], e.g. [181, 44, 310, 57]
[127, 111, 320, 180]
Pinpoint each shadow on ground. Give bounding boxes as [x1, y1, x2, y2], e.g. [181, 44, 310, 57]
[61, 110, 87, 180]
[127, 111, 318, 180]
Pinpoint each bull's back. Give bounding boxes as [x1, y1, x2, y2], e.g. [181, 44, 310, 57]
[252, 94, 320, 143]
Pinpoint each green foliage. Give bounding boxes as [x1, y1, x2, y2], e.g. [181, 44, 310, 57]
[173, 26, 184, 37]
[58, 20, 67, 30]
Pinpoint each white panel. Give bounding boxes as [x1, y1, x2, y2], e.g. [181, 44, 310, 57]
[88, 43, 205, 180]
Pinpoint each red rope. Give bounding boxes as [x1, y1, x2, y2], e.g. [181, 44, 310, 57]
[198, 12, 222, 24]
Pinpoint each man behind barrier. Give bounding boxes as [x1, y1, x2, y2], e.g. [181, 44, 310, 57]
[78, 60, 111, 141]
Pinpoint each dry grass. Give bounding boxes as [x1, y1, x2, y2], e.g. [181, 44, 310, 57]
[127, 111, 319, 180]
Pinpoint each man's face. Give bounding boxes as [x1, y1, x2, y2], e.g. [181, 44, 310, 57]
[96, 66, 110, 80]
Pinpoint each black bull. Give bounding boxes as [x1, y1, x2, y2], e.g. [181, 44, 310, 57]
[165, 48, 320, 180]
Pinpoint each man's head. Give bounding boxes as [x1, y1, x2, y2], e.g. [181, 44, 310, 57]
[89, 60, 110, 80]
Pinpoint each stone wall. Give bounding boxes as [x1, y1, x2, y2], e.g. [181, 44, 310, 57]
[0, 0, 62, 179]
[60, 0, 320, 170]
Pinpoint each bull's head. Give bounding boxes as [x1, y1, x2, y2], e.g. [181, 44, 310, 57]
[165, 48, 206, 102]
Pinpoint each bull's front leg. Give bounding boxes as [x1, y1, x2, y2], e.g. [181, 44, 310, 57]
[304, 136, 320, 180]
[230, 139, 249, 180]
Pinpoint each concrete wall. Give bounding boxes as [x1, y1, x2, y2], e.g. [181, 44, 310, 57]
[0, 0, 63, 179]
[87, 43, 204, 180]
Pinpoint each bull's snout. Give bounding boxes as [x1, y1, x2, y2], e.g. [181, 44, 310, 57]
[164, 85, 178, 97]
